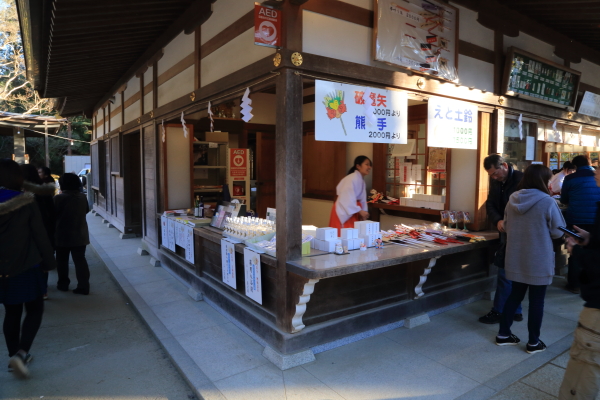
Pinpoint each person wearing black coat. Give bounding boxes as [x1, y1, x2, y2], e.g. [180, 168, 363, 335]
[0, 159, 57, 378]
[479, 155, 524, 324]
[559, 168, 600, 399]
[54, 173, 90, 295]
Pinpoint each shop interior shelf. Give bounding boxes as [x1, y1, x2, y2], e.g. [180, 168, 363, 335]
[193, 166, 227, 169]
[194, 188, 222, 192]
[369, 202, 443, 215]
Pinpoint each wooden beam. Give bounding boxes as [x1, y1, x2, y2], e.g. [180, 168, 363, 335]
[494, 31, 503, 95]
[275, 68, 303, 332]
[194, 26, 201, 90]
[156, 52, 195, 86]
[282, 1, 303, 51]
[200, 10, 253, 60]
[302, 0, 372, 28]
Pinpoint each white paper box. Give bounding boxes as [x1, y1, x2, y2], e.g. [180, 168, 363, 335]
[342, 239, 355, 250]
[352, 228, 359, 239]
[360, 234, 376, 247]
[340, 228, 354, 239]
[355, 238, 365, 248]
[323, 240, 337, 253]
[316, 227, 337, 241]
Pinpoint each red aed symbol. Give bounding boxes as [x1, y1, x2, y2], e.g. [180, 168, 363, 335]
[233, 155, 245, 167]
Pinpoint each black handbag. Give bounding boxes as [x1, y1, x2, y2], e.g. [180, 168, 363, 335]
[493, 241, 506, 269]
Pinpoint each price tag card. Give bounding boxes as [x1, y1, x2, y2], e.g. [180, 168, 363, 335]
[221, 239, 237, 289]
[244, 247, 262, 304]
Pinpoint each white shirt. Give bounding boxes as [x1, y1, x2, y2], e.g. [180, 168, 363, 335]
[335, 170, 368, 225]
[549, 170, 566, 194]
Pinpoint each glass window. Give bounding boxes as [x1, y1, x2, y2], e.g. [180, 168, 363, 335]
[503, 117, 536, 173]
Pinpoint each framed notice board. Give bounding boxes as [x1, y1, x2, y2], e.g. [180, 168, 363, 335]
[502, 47, 581, 110]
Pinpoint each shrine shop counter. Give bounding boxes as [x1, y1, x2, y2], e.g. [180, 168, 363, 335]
[156, 226, 499, 356]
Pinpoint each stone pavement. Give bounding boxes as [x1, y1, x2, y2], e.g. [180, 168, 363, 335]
[42, 212, 591, 400]
[0, 227, 197, 399]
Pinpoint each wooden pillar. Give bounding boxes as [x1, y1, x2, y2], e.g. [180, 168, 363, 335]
[13, 126, 25, 164]
[275, 68, 303, 332]
[67, 121, 72, 155]
[44, 120, 50, 167]
[493, 31, 503, 95]
[472, 112, 491, 231]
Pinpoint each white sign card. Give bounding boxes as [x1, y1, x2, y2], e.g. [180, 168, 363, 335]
[174, 220, 184, 247]
[161, 216, 169, 249]
[374, 0, 458, 82]
[315, 80, 408, 144]
[243, 247, 262, 305]
[526, 137, 535, 161]
[184, 226, 194, 264]
[582, 134, 597, 147]
[578, 91, 600, 119]
[221, 239, 236, 289]
[166, 218, 176, 251]
[428, 96, 478, 149]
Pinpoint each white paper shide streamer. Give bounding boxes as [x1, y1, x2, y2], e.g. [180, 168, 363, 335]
[552, 119, 560, 142]
[518, 114, 523, 140]
[579, 125, 583, 146]
[161, 120, 165, 143]
[240, 88, 253, 123]
[181, 111, 188, 138]
[208, 101, 214, 132]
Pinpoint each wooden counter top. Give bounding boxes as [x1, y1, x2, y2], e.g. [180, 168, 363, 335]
[195, 226, 499, 280]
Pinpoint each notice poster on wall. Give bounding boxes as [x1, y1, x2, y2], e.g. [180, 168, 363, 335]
[374, 0, 459, 82]
[315, 80, 407, 144]
[427, 96, 478, 149]
[166, 218, 176, 251]
[221, 239, 236, 289]
[161, 216, 169, 249]
[243, 247, 263, 305]
[578, 92, 600, 119]
[184, 226, 194, 264]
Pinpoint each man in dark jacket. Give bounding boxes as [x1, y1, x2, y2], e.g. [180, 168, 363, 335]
[559, 168, 600, 399]
[561, 155, 600, 293]
[478, 155, 524, 324]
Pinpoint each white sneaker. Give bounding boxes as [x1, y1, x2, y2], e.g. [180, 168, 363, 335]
[8, 354, 30, 378]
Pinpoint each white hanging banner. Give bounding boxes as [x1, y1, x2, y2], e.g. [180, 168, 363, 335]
[221, 239, 237, 289]
[208, 101, 214, 132]
[181, 112, 189, 138]
[315, 79, 408, 144]
[240, 87, 254, 122]
[518, 114, 523, 140]
[243, 247, 262, 305]
[427, 96, 478, 149]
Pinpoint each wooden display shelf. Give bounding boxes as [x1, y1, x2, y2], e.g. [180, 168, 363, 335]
[193, 165, 226, 169]
[369, 202, 443, 215]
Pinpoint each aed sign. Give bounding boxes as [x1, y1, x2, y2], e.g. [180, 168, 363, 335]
[229, 148, 248, 178]
[254, 3, 280, 48]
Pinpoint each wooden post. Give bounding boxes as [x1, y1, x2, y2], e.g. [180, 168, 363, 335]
[44, 120, 50, 167]
[67, 121, 72, 155]
[275, 68, 303, 332]
[472, 112, 491, 231]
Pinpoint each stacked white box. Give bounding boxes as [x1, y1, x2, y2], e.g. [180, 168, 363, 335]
[316, 227, 337, 241]
[355, 238, 365, 248]
[340, 228, 355, 239]
[342, 238, 356, 250]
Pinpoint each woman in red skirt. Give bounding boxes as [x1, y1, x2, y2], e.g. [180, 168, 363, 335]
[329, 155, 372, 235]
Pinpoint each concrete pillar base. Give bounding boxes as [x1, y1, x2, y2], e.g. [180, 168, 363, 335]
[187, 288, 203, 301]
[150, 257, 161, 267]
[137, 247, 149, 256]
[404, 314, 430, 329]
[262, 346, 315, 371]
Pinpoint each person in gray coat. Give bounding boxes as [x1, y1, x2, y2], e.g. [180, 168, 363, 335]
[495, 164, 565, 354]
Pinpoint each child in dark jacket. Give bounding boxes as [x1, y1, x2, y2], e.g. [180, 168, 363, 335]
[54, 173, 90, 295]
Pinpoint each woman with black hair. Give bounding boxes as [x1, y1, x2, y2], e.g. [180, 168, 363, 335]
[0, 159, 56, 378]
[54, 173, 91, 295]
[328, 155, 372, 235]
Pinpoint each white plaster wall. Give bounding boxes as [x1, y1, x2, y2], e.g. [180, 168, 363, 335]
[451, 2, 494, 50]
[504, 32, 563, 65]
[110, 113, 121, 131]
[97, 123, 104, 138]
[158, 31, 194, 75]
[143, 67, 153, 114]
[347, 142, 373, 191]
[449, 148, 476, 215]
[302, 198, 333, 227]
[339, 0, 372, 10]
[124, 100, 140, 124]
[201, 29, 274, 87]
[247, 93, 276, 125]
[166, 126, 191, 209]
[571, 58, 600, 88]
[303, 11, 372, 66]
[157, 66, 194, 108]
[458, 55, 494, 92]
[201, 0, 254, 45]
[124, 76, 139, 102]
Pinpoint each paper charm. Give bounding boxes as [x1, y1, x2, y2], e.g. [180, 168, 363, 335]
[208, 101, 214, 132]
[552, 119, 561, 142]
[181, 111, 188, 138]
[161, 120, 165, 143]
[240, 87, 254, 123]
[518, 114, 523, 140]
[579, 125, 583, 146]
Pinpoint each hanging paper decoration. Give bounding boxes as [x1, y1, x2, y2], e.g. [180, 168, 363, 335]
[550, 120, 561, 143]
[161, 120, 165, 143]
[518, 114, 523, 140]
[240, 87, 254, 123]
[579, 125, 583, 146]
[208, 101, 214, 132]
[181, 111, 188, 138]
